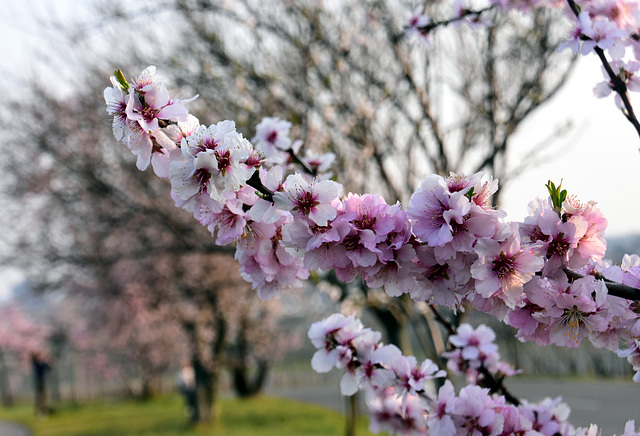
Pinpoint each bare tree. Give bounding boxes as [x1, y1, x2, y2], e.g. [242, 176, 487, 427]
[0, 0, 578, 427]
[0, 71, 292, 422]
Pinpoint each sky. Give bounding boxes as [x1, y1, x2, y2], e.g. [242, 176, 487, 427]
[1, 0, 640, 299]
[500, 54, 640, 238]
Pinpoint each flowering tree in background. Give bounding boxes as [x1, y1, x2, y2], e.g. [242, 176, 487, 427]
[0, 2, 586, 424]
[34, 0, 577, 364]
[163, 0, 583, 368]
[0, 303, 49, 408]
[101, 0, 640, 431]
[0, 70, 299, 422]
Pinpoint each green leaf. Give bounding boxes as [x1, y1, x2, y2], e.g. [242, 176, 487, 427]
[465, 187, 476, 201]
[113, 69, 129, 92]
[545, 179, 567, 215]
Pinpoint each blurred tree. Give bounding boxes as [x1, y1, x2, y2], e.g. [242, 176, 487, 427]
[0, 303, 49, 408]
[150, 0, 576, 354]
[0, 0, 578, 426]
[0, 75, 296, 422]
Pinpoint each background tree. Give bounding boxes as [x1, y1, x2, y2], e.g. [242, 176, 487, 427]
[0, 303, 49, 408]
[150, 0, 576, 351]
[0, 0, 579, 427]
[0, 73, 296, 422]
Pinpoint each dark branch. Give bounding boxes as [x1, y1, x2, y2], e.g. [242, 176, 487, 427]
[565, 0, 640, 140]
[563, 268, 640, 301]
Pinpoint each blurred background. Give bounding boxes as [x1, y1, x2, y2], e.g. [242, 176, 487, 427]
[1, 0, 639, 434]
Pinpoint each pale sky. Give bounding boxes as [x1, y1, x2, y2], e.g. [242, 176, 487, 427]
[499, 55, 640, 238]
[1, 1, 640, 299]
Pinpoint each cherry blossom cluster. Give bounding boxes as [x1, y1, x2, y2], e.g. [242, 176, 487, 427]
[104, 66, 640, 433]
[443, 323, 520, 383]
[308, 313, 640, 435]
[104, 65, 640, 352]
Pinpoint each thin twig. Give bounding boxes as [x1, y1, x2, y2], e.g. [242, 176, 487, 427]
[565, 0, 640, 140]
[428, 304, 522, 406]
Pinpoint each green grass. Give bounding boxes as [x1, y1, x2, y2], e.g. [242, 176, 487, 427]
[0, 394, 381, 436]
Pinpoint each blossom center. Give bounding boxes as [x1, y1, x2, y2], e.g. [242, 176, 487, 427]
[196, 138, 219, 154]
[547, 233, 570, 257]
[216, 149, 232, 172]
[426, 263, 450, 281]
[294, 190, 319, 214]
[491, 251, 517, 279]
[266, 130, 278, 144]
[192, 168, 211, 188]
[355, 214, 377, 230]
[140, 104, 160, 122]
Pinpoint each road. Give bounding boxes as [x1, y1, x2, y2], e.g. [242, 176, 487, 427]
[0, 421, 29, 436]
[267, 377, 640, 435]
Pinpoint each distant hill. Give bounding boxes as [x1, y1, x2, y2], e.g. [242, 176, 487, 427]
[605, 233, 640, 264]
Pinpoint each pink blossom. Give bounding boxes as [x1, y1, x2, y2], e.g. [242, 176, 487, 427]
[330, 194, 405, 281]
[594, 60, 640, 108]
[118, 66, 197, 172]
[408, 174, 461, 246]
[409, 173, 498, 261]
[368, 389, 428, 436]
[389, 354, 446, 399]
[559, 11, 594, 55]
[454, 384, 504, 436]
[427, 380, 457, 436]
[273, 174, 342, 226]
[300, 151, 336, 179]
[252, 117, 292, 159]
[340, 340, 396, 395]
[530, 276, 610, 348]
[521, 396, 572, 435]
[533, 209, 589, 274]
[471, 227, 544, 307]
[580, 16, 627, 58]
[620, 420, 640, 436]
[445, 323, 500, 373]
[413, 247, 475, 307]
[308, 313, 356, 372]
[405, 7, 431, 46]
[169, 120, 253, 207]
[235, 216, 309, 299]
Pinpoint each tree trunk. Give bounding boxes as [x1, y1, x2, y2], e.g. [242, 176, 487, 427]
[32, 352, 50, 416]
[0, 350, 13, 407]
[233, 359, 269, 398]
[193, 357, 220, 424]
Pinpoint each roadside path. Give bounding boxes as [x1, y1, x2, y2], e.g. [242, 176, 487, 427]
[0, 421, 30, 436]
[267, 377, 640, 435]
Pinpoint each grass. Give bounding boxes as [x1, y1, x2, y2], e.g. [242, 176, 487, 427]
[0, 394, 381, 436]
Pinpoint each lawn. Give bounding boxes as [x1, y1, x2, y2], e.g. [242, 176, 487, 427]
[0, 394, 382, 436]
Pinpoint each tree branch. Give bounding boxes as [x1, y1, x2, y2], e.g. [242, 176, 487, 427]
[563, 268, 640, 301]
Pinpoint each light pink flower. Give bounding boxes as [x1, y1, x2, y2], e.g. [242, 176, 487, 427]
[405, 7, 431, 46]
[169, 120, 253, 206]
[471, 227, 544, 307]
[252, 117, 292, 159]
[273, 174, 342, 226]
[580, 16, 627, 58]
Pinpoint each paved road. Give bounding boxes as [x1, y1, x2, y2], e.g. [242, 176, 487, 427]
[509, 378, 640, 435]
[267, 378, 640, 435]
[0, 421, 30, 436]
